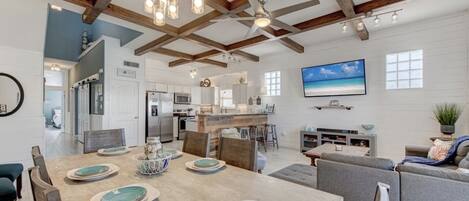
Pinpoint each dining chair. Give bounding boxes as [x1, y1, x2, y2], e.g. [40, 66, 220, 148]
[182, 131, 210, 158]
[28, 166, 61, 201]
[31, 146, 52, 185]
[217, 137, 257, 172]
[83, 128, 126, 154]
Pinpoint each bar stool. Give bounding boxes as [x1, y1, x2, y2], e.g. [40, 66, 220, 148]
[238, 127, 250, 139]
[263, 124, 279, 150]
[251, 125, 267, 152]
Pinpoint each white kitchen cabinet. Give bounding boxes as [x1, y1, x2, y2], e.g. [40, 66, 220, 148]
[186, 119, 198, 132]
[173, 85, 183, 93]
[191, 87, 202, 105]
[183, 86, 192, 94]
[167, 85, 175, 93]
[199, 87, 219, 105]
[155, 83, 168, 92]
[233, 84, 248, 104]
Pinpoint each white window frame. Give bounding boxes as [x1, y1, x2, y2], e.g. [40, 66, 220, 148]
[264, 71, 281, 96]
[386, 49, 423, 90]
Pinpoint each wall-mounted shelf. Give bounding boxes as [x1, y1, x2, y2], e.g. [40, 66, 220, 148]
[313, 100, 353, 110]
[313, 105, 353, 110]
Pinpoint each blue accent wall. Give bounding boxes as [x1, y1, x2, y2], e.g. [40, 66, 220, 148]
[45, 7, 143, 62]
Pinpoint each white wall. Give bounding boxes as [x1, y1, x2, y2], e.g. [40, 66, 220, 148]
[200, 12, 469, 161]
[145, 58, 199, 86]
[0, 0, 48, 165]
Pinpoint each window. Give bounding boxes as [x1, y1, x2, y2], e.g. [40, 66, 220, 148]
[386, 50, 423, 90]
[220, 89, 235, 108]
[265, 71, 281, 96]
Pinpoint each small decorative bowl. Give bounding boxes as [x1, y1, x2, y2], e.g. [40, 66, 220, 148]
[136, 153, 172, 175]
[361, 124, 375, 131]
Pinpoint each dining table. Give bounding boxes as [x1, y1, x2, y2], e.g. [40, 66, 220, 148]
[46, 147, 343, 201]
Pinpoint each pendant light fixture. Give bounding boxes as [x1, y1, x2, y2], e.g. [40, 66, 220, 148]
[192, 0, 205, 15]
[144, 0, 154, 13]
[168, 0, 179, 20]
[153, 0, 166, 26]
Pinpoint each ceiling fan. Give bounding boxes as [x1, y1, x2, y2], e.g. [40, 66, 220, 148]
[210, 0, 320, 38]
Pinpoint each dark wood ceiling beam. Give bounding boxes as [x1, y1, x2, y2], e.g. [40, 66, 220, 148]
[152, 48, 194, 60]
[178, 10, 224, 36]
[135, 35, 178, 56]
[228, 0, 250, 14]
[82, 0, 112, 24]
[194, 50, 223, 60]
[206, 0, 232, 13]
[197, 59, 228, 68]
[278, 38, 304, 53]
[184, 35, 226, 52]
[337, 0, 369, 40]
[65, 0, 179, 35]
[169, 59, 193, 67]
[231, 50, 259, 62]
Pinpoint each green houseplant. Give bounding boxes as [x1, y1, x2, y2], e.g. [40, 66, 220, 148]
[433, 103, 462, 135]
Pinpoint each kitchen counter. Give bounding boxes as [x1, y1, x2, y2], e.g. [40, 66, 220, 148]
[195, 113, 268, 151]
[197, 113, 269, 117]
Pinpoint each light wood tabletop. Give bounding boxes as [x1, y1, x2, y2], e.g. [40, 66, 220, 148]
[46, 148, 343, 201]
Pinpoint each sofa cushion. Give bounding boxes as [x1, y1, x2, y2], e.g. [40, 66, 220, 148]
[0, 178, 16, 200]
[455, 141, 469, 164]
[269, 164, 317, 188]
[397, 163, 469, 183]
[321, 153, 395, 170]
[458, 153, 469, 169]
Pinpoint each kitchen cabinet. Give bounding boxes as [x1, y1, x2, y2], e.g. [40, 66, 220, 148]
[191, 87, 201, 105]
[233, 84, 248, 104]
[182, 86, 192, 94]
[167, 85, 175, 93]
[201, 87, 218, 105]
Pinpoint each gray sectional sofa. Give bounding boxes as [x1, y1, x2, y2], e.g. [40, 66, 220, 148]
[316, 141, 469, 201]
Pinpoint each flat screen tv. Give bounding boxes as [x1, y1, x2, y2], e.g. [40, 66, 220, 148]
[301, 59, 366, 97]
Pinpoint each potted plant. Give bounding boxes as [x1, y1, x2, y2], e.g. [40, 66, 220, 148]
[433, 103, 462, 135]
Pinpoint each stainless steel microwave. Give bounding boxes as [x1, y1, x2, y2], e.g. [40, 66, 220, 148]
[174, 93, 191, 105]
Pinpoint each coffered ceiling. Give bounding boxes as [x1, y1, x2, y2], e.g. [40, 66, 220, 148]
[54, 0, 469, 69]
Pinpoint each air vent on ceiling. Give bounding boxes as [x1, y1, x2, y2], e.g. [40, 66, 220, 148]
[124, 60, 139, 68]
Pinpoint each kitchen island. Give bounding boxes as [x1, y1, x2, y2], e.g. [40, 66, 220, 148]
[194, 113, 268, 151]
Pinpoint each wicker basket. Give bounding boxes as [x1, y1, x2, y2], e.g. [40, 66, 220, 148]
[136, 153, 172, 175]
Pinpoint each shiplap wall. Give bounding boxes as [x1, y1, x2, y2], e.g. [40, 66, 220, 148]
[200, 11, 469, 161]
[0, 0, 48, 165]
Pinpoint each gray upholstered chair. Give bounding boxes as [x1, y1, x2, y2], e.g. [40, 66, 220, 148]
[31, 146, 52, 185]
[28, 166, 61, 201]
[83, 128, 126, 154]
[217, 137, 257, 172]
[182, 131, 210, 158]
[317, 153, 400, 201]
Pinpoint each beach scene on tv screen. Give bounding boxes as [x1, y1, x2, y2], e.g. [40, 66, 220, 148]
[302, 60, 366, 97]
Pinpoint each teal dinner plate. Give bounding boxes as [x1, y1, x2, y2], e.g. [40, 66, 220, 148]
[103, 146, 127, 153]
[194, 159, 219, 168]
[75, 165, 110, 177]
[101, 186, 147, 201]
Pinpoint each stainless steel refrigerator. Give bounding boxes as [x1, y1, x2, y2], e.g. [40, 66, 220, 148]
[146, 92, 174, 143]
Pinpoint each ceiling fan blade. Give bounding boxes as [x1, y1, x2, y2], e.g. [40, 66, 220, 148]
[271, 0, 320, 18]
[245, 24, 259, 38]
[249, 0, 265, 15]
[270, 19, 301, 33]
[210, 17, 255, 22]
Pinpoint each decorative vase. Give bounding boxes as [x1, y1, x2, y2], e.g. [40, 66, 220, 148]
[256, 96, 261, 105]
[144, 137, 162, 160]
[440, 125, 455, 135]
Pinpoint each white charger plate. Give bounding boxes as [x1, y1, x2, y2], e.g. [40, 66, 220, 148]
[90, 183, 160, 201]
[97, 147, 131, 156]
[67, 163, 120, 181]
[185, 160, 226, 173]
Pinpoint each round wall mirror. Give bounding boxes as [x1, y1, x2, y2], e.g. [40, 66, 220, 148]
[0, 73, 24, 117]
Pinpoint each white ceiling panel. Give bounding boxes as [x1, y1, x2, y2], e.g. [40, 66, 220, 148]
[163, 39, 211, 54]
[194, 20, 256, 45]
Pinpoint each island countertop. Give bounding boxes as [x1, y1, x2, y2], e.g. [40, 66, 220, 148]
[197, 113, 268, 117]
